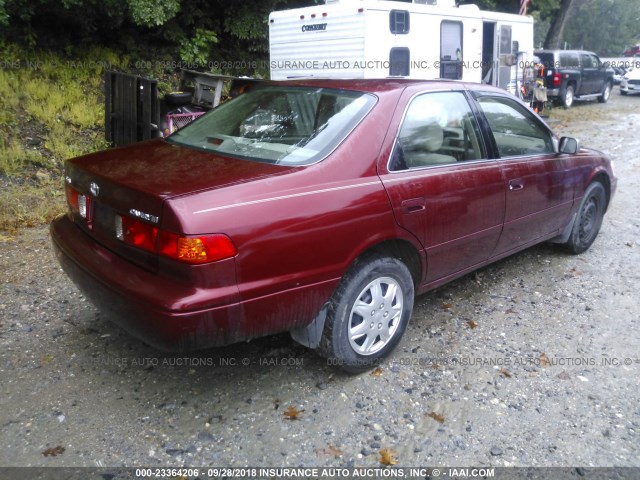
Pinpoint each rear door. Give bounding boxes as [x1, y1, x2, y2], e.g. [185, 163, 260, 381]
[474, 93, 574, 256]
[378, 88, 505, 283]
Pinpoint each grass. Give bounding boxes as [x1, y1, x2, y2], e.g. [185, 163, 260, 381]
[0, 42, 186, 234]
[0, 43, 118, 233]
[0, 181, 65, 233]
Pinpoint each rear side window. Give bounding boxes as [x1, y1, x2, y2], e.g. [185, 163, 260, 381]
[478, 96, 554, 157]
[559, 52, 579, 68]
[389, 92, 483, 171]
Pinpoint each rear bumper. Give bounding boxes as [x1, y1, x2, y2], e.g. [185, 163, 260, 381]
[50, 214, 243, 351]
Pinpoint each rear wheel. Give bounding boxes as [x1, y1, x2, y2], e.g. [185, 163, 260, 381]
[319, 255, 414, 373]
[598, 82, 612, 103]
[562, 84, 575, 108]
[562, 182, 606, 254]
[621, 89, 628, 96]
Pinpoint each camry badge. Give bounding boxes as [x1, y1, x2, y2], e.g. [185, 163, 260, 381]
[90, 182, 100, 197]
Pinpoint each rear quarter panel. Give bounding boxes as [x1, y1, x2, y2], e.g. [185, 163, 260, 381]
[162, 87, 423, 334]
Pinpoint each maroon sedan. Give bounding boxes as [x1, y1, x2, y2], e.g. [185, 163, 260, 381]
[51, 79, 616, 371]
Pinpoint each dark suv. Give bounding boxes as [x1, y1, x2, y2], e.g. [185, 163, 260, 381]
[535, 50, 614, 108]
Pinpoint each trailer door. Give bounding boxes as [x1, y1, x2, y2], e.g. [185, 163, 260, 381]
[482, 22, 497, 86]
[440, 21, 463, 80]
[497, 24, 513, 90]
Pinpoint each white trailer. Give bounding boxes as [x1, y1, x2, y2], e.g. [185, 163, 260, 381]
[269, 0, 534, 92]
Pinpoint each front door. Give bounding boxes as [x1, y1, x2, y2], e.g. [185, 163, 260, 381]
[474, 94, 574, 255]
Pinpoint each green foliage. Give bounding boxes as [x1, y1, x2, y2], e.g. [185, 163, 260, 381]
[127, 0, 180, 27]
[0, 43, 110, 231]
[0, 0, 8, 26]
[179, 28, 218, 66]
[562, 0, 640, 56]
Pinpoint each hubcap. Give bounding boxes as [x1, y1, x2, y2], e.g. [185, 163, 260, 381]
[565, 88, 574, 107]
[348, 276, 403, 355]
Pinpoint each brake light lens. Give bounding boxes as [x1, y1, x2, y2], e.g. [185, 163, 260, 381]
[115, 215, 237, 264]
[65, 184, 80, 213]
[65, 184, 94, 230]
[158, 231, 237, 264]
[553, 73, 562, 87]
[116, 215, 158, 253]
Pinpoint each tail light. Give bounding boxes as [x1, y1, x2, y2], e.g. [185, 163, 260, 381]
[552, 73, 562, 87]
[116, 215, 158, 253]
[115, 215, 237, 264]
[65, 183, 80, 213]
[65, 183, 94, 230]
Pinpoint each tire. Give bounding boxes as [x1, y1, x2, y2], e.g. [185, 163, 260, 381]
[164, 91, 192, 106]
[318, 255, 414, 373]
[562, 84, 575, 108]
[620, 89, 628, 96]
[598, 82, 612, 103]
[562, 182, 606, 254]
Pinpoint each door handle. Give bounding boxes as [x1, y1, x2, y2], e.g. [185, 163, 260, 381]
[401, 197, 426, 213]
[509, 180, 524, 191]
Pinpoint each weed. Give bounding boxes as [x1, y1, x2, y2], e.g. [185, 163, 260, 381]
[0, 180, 65, 234]
[0, 139, 44, 177]
[0, 43, 112, 232]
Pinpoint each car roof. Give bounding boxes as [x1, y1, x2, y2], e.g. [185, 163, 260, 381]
[534, 49, 597, 55]
[262, 78, 505, 95]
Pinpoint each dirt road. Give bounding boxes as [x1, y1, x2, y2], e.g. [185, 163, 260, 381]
[1, 90, 639, 470]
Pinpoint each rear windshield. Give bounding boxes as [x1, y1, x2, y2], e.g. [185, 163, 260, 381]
[167, 86, 376, 165]
[536, 52, 555, 69]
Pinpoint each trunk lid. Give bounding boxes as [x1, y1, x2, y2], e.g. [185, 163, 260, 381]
[69, 138, 293, 198]
[65, 138, 297, 271]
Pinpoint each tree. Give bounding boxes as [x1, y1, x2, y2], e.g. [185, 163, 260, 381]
[543, 0, 575, 48]
[561, 0, 640, 56]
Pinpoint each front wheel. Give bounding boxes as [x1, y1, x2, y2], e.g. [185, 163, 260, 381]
[562, 182, 606, 254]
[598, 82, 612, 103]
[319, 255, 414, 373]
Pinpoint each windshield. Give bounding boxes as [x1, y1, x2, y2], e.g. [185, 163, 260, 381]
[167, 86, 376, 165]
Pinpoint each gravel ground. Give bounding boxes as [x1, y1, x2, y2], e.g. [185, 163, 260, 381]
[1, 90, 639, 470]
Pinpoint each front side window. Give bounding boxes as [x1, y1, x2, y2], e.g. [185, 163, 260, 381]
[389, 91, 483, 171]
[167, 86, 376, 165]
[478, 96, 554, 157]
[580, 54, 594, 68]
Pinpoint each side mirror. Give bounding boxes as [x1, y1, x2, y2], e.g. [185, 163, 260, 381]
[559, 136, 580, 154]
